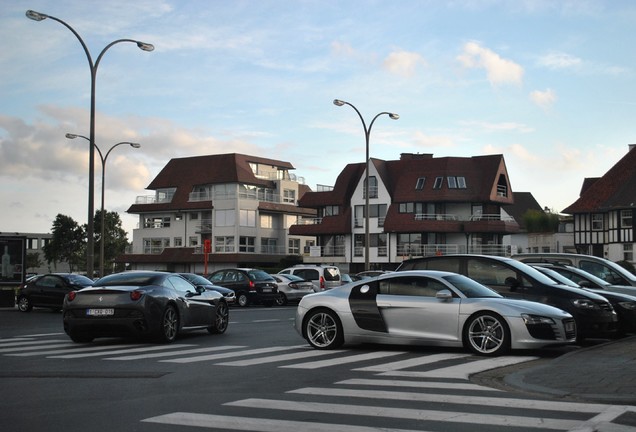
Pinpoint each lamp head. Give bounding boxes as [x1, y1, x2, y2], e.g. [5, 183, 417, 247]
[389, 113, 400, 120]
[333, 99, 345, 107]
[130, 143, 141, 149]
[26, 10, 48, 21]
[137, 42, 155, 52]
[65, 133, 78, 139]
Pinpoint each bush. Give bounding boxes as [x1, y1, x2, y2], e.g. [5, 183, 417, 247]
[616, 260, 636, 275]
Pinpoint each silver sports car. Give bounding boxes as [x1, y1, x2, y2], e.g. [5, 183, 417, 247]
[295, 270, 576, 356]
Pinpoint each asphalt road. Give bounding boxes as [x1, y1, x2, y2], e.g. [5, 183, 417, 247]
[0, 305, 619, 432]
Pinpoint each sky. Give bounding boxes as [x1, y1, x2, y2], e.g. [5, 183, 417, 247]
[1, 0, 635, 238]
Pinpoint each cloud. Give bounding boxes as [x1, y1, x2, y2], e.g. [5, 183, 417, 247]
[383, 50, 426, 78]
[457, 41, 524, 86]
[530, 88, 557, 110]
[413, 131, 455, 148]
[538, 52, 582, 70]
[460, 120, 534, 133]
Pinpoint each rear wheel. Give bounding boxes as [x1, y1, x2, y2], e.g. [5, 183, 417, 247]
[463, 312, 510, 356]
[17, 296, 32, 312]
[304, 309, 343, 349]
[237, 293, 249, 307]
[156, 304, 179, 343]
[275, 293, 288, 306]
[208, 301, 229, 334]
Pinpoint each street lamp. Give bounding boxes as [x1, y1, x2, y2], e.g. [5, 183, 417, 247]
[27, 9, 153, 278]
[333, 99, 399, 271]
[66, 133, 140, 277]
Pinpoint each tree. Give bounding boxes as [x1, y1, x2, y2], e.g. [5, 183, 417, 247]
[93, 210, 130, 275]
[522, 209, 561, 233]
[25, 252, 43, 272]
[43, 214, 85, 273]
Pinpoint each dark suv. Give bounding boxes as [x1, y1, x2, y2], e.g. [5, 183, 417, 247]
[208, 268, 278, 307]
[397, 254, 618, 341]
[17, 273, 94, 312]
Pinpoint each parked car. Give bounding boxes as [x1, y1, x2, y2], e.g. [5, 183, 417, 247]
[356, 270, 394, 278]
[270, 274, 315, 306]
[530, 264, 636, 336]
[513, 253, 636, 287]
[397, 254, 618, 341]
[178, 273, 237, 305]
[278, 264, 341, 291]
[62, 271, 229, 343]
[17, 273, 94, 312]
[208, 268, 278, 307]
[295, 270, 576, 356]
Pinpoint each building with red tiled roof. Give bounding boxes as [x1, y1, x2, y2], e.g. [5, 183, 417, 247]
[562, 145, 636, 263]
[289, 152, 521, 272]
[117, 153, 317, 272]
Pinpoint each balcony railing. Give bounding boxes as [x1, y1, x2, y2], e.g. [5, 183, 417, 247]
[414, 213, 458, 221]
[469, 214, 515, 222]
[135, 194, 174, 204]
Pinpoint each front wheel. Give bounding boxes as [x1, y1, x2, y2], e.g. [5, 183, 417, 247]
[156, 304, 179, 343]
[17, 296, 33, 312]
[304, 309, 343, 350]
[237, 293, 249, 307]
[275, 293, 288, 306]
[208, 301, 229, 334]
[463, 312, 510, 356]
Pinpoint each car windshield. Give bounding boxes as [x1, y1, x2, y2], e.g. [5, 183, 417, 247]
[183, 274, 211, 285]
[65, 274, 94, 286]
[96, 273, 158, 286]
[248, 270, 275, 282]
[285, 274, 305, 282]
[443, 274, 502, 298]
[324, 268, 340, 281]
[534, 267, 580, 287]
[504, 259, 563, 285]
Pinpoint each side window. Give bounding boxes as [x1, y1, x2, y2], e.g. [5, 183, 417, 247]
[236, 272, 246, 282]
[166, 276, 195, 293]
[224, 271, 238, 282]
[467, 259, 516, 286]
[428, 258, 460, 273]
[210, 272, 224, 283]
[580, 260, 626, 285]
[38, 275, 60, 288]
[383, 276, 447, 297]
[279, 269, 290, 275]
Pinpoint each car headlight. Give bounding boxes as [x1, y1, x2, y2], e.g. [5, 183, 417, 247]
[617, 301, 636, 310]
[571, 299, 600, 310]
[521, 314, 555, 325]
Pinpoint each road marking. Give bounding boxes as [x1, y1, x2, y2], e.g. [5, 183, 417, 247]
[289, 387, 612, 413]
[161, 346, 303, 364]
[48, 343, 198, 359]
[0, 339, 68, 350]
[106, 345, 247, 360]
[280, 351, 406, 369]
[216, 348, 345, 366]
[7, 343, 135, 356]
[226, 398, 580, 430]
[378, 355, 538, 379]
[337, 378, 500, 392]
[353, 352, 471, 372]
[142, 412, 426, 432]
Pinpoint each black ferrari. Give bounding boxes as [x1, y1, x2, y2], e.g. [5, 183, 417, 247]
[63, 271, 229, 343]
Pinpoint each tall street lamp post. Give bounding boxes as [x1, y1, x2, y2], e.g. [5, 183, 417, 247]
[26, 10, 153, 278]
[333, 99, 399, 271]
[66, 134, 140, 277]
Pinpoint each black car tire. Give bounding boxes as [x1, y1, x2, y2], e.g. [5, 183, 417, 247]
[304, 308, 344, 350]
[156, 304, 179, 343]
[463, 312, 510, 356]
[237, 292, 250, 307]
[69, 332, 94, 343]
[275, 293, 288, 306]
[208, 301, 229, 334]
[17, 296, 33, 312]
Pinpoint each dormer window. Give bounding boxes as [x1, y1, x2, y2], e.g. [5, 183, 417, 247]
[433, 177, 443, 189]
[447, 176, 467, 189]
[415, 177, 425, 190]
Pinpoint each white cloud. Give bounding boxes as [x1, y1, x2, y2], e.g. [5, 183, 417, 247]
[457, 41, 524, 86]
[460, 120, 534, 133]
[413, 131, 455, 148]
[383, 50, 426, 78]
[538, 52, 582, 70]
[530, 88, 557, 110]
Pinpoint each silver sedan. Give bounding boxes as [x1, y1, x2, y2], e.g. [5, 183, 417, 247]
[295, 270, 576, 356]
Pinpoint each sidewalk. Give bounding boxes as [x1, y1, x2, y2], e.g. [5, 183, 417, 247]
[502, 336, 636, 431]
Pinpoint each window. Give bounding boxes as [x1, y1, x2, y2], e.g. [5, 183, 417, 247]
[26, 238, 38, 249]
[239, 236, 255, 252]
[174, 237, 182, 247]
[143, 238, 170, 254]
[239, 209, 256, 227]
[415, 177, 425, 190]
[433, 177, 443, 189]
[322, 205, 339, 216]
[261, 238, 277, 254]
[189, 236, 198, 247]
[456, 176, 467, 188]
[175, 214, 183, 221]
[190, 212, 199, 220]
[621, 210, 633, 228]
[447, 176, 457, 189]
[399, 202, 414, 213]
[283, 189, 296, 204]
[592, 214, 603, 231]
[624, 244, 634, 262]
[260, 214, 273, 229]
[380, 276, 447, 297]
[144, 217, 170, 228]
[216, 209, 235, 227]
[215, 236, 234, 252]
[288, 238, 300, 254]
[371, 233, 388, 256]
[364, 176, 378, 199]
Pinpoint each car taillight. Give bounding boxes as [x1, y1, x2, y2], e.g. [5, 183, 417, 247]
[67, 291, 76, 301]
[130, 290, 143, 301]
[289, 283, 298, 289]
[320, 276, 325, 290]
[249, 281, 255, 289]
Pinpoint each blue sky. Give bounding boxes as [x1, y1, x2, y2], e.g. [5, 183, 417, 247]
[1, 0, 635, 236]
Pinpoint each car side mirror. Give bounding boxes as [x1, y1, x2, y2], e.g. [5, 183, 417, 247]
[504, 277, 520, 291]
[195, 285, 206, 294]
[436, 289, 453, 301]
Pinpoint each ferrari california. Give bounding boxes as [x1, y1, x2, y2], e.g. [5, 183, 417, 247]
[295, 270, 576, 356]
[63, 271, 229, 343]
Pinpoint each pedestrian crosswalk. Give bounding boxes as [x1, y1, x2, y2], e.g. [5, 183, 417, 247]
[1, 334, 624, 431]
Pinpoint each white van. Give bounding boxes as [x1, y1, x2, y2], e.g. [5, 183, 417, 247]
[278, 265, 341, 291]
[512, 253, 636, 287]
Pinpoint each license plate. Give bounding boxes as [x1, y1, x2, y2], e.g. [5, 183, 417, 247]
[565, 321, 575, 332]
[86, 308, 114, 316]
[262, 288, 272, 293]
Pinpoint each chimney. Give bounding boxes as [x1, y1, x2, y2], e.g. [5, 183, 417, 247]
[400, 153, 433, 160]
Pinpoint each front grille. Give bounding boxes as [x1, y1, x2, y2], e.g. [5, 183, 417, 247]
[526, 323, 556, 340]
[562, 318, 576, 340]
[596, 300, 614, 312]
